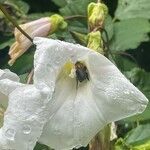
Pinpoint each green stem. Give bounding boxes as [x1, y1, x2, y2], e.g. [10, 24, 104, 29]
[112, 17, 117, 23]
[0, 3, 33, 42]
[64, 15, 86, 20]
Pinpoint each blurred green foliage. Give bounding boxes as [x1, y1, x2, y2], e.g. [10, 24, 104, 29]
[0, 0, 150, 149]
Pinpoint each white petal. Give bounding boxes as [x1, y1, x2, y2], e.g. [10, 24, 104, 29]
[33, 37, 75, 87]
[0, 69, 19, 81]
[39, 76, 106, 150]
[86, 52, 148, 121]
[0, 79, 23, 96]
[34, 38, 148, 149]
[0, 83, 54, 150]
[0, 69, 19, 108]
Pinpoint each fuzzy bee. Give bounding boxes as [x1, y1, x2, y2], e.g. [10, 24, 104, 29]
[75, 61, 89, 83]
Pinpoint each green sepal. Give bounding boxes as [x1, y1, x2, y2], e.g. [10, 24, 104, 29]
[87, 31, 104, 54]
[50, 14, 67, 34]
[70, 31, 87, 46]
[88, 2, 108, 31]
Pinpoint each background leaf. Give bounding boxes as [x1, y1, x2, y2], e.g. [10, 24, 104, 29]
[51, 0, 67, 8]
[110, 18, 150, 51]
[4, 0, 29, 15]
[103, 15, 114, 41]
[125, 124, 150, 145]
[8, 49, 34, 75]
[60, 0, 96, 16]
[115, 0, 150, 20]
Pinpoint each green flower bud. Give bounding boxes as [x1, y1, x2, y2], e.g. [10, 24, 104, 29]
[70, 31, 87, 46]
[88, 2, 108, 31]
[87, 31, 104, 54]
[50, 14, 67, 33]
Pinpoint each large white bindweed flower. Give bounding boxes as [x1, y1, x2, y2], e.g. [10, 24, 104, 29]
[0, 37, 148, 150]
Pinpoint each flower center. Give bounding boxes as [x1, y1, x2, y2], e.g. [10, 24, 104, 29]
[61, 61, 89, 83]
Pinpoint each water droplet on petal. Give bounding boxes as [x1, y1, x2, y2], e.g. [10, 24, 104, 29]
[124, 91, 130, 94]
[131, 91, 134, 94]
[23, 125, 31, 134]
[75, 144, 83, 149]
[5, 128, 16, 140]
[54, 127, 61, 135]
[137, 104, 146, 113]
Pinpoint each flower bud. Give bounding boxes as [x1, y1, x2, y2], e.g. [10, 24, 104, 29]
[88, 2, 108, 31]
[50, 14, 67, 34]
[70, 31, 87, 46]
[87, 31, 104, 54]
[8, 14, 67, 66]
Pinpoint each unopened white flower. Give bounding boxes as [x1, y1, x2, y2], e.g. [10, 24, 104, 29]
[8, 17, 52, 65]
[0, 37, 148, 150]
[8, 14, 67, 66]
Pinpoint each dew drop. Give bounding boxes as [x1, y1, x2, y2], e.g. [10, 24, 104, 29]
[55, 54, 62, 64]
[124, 91, 130, 94]
[50, 81, 55, 88]
[23, 125, 31, 134]
[39, 117, 47, 123]
[131, 91, 134, 94]
[75, 144, 83, 149]
[5, 128, 16, 140]
[125, 123, 129, 128]
[36, 82, 45, 90]
[54, 127, 61, 135]
[137, 104, 146, 113]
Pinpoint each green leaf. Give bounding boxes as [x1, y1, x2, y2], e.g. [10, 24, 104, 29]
[9, 49, 34, 75]
[114, 55, 138, 72]
[60, 0, 96, 16]
[133, 140, 150, 149]
[115, 0, 150, 20]
[103, 15, 114, 41]
[125, 68, 150, 99]
[0, 0, 5, 3]
[70, 31, 87, 46]
[28, 12, 54, 20]
[19, 73, 28, 83]
[51, 0, 67, 7]
[125, 124, 150, 146]
[50, 29, 75, 43]
[114, 138, 132, 150]
[4, 0, 29, 15]
[110, 18, 150, 51]
[68, 20, 87, 33]
[0, 38, 14, 50]
[34, 142, 51, 150]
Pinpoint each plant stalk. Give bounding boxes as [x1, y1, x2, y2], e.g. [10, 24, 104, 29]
[0, 3, 33, 42]
[64, 15, 86, 20]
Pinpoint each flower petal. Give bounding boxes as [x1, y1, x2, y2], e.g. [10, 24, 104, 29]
[0, 83, 55, 150]
[0, 69, 19, 108]
[33, 38, 148, 150]
[0, 69, 19, 81]
[86, 52, 148, 122]
[39, 77, 106, 149]
[33, 37, 75, 87]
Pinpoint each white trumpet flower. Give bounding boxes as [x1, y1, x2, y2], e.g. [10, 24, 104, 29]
[0, 37, 148, 150]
